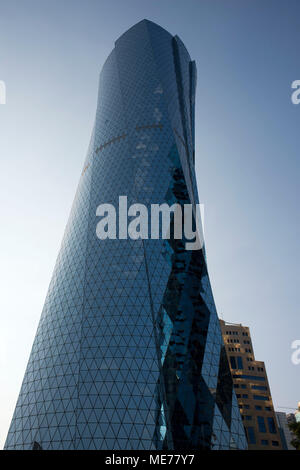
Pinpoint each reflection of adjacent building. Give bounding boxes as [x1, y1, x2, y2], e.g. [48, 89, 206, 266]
[220, 320, 282, 450]
[276, 412, 295, 450]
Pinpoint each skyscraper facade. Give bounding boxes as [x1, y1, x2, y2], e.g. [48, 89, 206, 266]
[5, 20, 247, 450]
[220, 320, 282, 450]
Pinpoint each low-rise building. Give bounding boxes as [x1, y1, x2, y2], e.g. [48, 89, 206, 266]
[276, 411, 295, 450]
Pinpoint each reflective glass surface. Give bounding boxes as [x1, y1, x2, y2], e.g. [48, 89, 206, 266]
[5, 20, 247, 450]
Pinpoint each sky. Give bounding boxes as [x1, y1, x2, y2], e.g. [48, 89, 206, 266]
[0, 0, 299, 448]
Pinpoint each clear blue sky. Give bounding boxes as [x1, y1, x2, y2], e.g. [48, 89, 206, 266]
[0, 0, 299, 447]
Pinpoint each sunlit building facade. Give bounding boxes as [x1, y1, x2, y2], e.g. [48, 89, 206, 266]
[220, 320, 282, 450]
[5, 20, 247, 450]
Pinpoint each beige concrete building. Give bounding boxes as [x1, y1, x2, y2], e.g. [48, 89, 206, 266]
[220, 320, 282, 450]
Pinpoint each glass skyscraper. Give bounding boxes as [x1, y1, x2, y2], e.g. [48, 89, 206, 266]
[5, 20, 247, 450]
